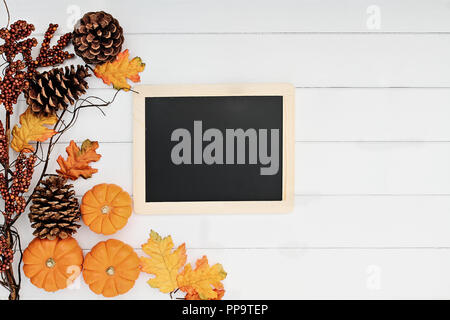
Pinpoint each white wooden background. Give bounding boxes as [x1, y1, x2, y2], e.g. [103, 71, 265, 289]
[1, 0, 450, 299]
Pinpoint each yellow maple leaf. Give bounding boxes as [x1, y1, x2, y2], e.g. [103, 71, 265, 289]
[94, 49, 145, 91]
[177, 256, 227, 300]
[140, 230, 187, 293]
[56, 139, 101, 180]
[11, 109, 57, 152]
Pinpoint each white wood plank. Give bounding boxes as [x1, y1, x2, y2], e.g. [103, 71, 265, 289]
[295, 141, 450, 195]
[21, 142, 450, 197]
[11, 33, 450, 88]
[86, 34, 450, 88]
[5, 248, 450, 299]
[296, 88, 450, 142]
[13, 87, 450, 143]
[12, 195, 450, 249]
[7, 0, 450, 34]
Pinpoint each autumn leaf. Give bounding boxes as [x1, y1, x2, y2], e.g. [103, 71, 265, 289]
[11, 109, 57, 152]
[56, 139, 101, 180]
[140, 230, 187, 293]
[177, 256, 227, 300]
[185, 287, 225, 300]
[140, 230, 227, 299]
[94, 49, 145, 91]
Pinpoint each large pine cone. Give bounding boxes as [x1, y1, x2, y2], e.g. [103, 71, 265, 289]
[29, 176, 81, 240]
[72, 11, 124, 65]
[25, 65, 90, 116]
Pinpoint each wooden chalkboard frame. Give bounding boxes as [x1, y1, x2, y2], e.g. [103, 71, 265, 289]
[133, 83, 295, 214]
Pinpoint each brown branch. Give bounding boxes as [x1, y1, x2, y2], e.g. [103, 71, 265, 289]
[9, 109, 66, 226]
[4, 111, 9, 184]
[10, 90, 121, 225]
[2, 90, 120, 300]
[2, 0, 9, 28]
[4, 229, 18, 300]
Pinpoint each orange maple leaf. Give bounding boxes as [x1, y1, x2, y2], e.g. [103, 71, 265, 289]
[94, 49, 145, 91]
[185, 287, 225, 300]
[56, 139, 101, 180]
[177, 256, 227, 300]
[11, 109, 57, 152]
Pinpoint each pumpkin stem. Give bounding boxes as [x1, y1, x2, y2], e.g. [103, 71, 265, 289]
[106, 266, 115, 276]
[46, 258, 56, 268]
[101, 205, 110, 214]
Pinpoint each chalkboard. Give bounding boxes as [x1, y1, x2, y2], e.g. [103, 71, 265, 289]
[133, 84, 295, 214]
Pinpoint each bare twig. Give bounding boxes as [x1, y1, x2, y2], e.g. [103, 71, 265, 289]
[2, 0, 9, 28]
[0, 0, 125, 300]
[11, 90, 121, 223]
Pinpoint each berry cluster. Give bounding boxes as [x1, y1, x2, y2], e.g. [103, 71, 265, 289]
[0, 61, 31, 113]
[0, 20, 36, 60]
[0, 236, 13, 272]
[0, 121, 8, 165]
[0, 20, 37, 113]
[0, 153, 36, 223]
[27, 24, 74, 76]
[0, 21, 75, 113]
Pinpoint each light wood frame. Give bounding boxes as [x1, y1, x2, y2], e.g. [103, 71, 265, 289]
[133, 83, 295, 214]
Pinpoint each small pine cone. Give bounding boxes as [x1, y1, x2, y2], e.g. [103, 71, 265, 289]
[72, 11, 124, 65]
[25, 65, 90, 116]
[29, 176, 81, 240]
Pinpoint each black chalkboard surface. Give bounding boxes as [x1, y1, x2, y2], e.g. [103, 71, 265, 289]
[146, 96, 283, 202]
[133, 84, 295, 214]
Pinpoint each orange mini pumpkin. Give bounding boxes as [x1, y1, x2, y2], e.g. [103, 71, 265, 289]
[81, 183, 132, 235]
[23, 237, 83, 292]
[83, 239, 140, 297]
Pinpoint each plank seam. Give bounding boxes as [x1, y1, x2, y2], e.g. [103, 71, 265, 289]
[14, 88, 450, 96]
[33, 31, 450, 36]
[22, 194, 450, 199]
[14, 247, 450, 252]
[40, 140, 450, 144]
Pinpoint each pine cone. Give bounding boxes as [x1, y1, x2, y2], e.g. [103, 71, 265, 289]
[25, 65, 90, 116]
[29, 176, 81, 240]
[72, 11, 124, 65]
